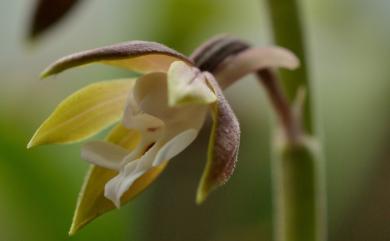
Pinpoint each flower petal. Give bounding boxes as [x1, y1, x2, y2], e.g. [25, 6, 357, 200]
[214, 47, 300, 88]
[104, 144, 160, 208]
[104, 123, 141, 150]
[69, 165, 118, 236]
[27, 79, 135, 148]
[122, 75, 165, 132]
[167, 61, 217, 106]
[29, 0, 80, 40]
[104, 128, 197, 207]
[153, 129, 198, 166]
[191, 35, 250, 72]
[196, 74, 240, 204]
[129, 72, 208, 131]
[81, 141, 129, 171]
[41, 41, 193, 78]
[69, 124, 167, 235]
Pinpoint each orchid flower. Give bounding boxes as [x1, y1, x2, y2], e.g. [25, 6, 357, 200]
[28, 38, 299, 234]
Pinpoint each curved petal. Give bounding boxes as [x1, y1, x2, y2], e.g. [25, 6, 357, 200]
[104, 144, 160, 207]
[69, 124, 167, 235]
[132, 72, 167, 104]
[167, 61, 217, 106]
[214, 47, 300, 88]
[81, 141, 129, 171]
[197, 74, 240, 204]
[190, 34, 230, 66]
[122, 75, 165, 132]
[153, 129, 198, 166]
[28, 78, 135, 148]
[130, 72, 208, 131]
[190, 35, 250, 72]
[104, 128, 198, 207]
[41, 41, 193, 78]
[70, 162, 167, 235]
[104, 123, 141, 150]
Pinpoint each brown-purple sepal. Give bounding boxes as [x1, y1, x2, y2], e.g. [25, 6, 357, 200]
[191, 34, 250, 73]
[215, 47, 300, 88]
[196, 73, 240, 204]
[41, 41, 193, 78]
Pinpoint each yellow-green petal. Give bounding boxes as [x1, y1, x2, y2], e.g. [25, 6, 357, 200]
[41, 41, 193, 78]
[27, 79, 134, 148]
[69, 124, 167, 235]
[196, 74, 240, 204]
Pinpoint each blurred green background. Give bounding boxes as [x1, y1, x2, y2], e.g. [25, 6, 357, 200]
[1, 0, 390, 240]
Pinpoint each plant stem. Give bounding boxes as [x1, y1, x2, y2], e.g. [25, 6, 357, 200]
[257, 69, 301, 143]
[264, 0, 326, 241]
[265, 0, 313, 134]
[273, 136, 325, 241]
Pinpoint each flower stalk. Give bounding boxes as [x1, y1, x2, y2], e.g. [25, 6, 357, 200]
[256, 69, 301, 143]
[264, 0, 327, 241]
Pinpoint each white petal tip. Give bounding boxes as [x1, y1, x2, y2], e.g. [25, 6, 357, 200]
[81, 141, 128, 170]
[104, 188, 122, 209]
[152, 129, 198, 166]
[113, 200, 121, 209]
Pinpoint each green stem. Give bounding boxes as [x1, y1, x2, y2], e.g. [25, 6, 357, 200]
[273, 136, 326, 241]
[264, 0, 326, 241]
[265, 0, 313, 134]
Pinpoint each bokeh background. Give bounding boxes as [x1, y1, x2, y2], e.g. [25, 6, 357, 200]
[1, 0, 390, 241]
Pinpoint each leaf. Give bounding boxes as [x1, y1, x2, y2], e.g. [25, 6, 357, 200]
[196, 74, 240, 204]
[29, 0, 80, 39]
[41, 41, 193, 78]
[27, 79, 134, 148]
[214, 47, 300, 88]
[69, 124, 168, 235]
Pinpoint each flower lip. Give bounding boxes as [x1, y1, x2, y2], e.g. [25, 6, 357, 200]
[41, 41, 194, 78]
[103, 128, 199, 208]
[79, 70, 213, 207]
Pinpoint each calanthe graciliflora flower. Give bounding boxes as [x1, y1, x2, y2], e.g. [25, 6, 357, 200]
[28, 37, 299, 234]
